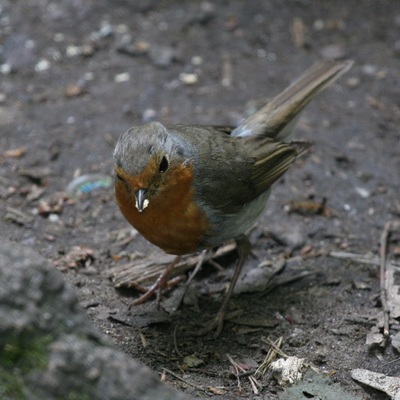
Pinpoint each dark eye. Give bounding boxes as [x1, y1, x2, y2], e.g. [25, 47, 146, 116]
[159, 155, 169, 173]
[115, 172, 124, 182]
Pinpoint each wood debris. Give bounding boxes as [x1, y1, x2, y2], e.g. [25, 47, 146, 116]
[53, 246, 96, 270]
[286, 197, 334, 217]
[3, 146, 27, 158]
[366, 221, 400, 350]
[109, 242, 236, 289]
[352, 369, 400, 400]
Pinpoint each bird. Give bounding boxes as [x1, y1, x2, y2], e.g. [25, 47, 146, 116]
[113, 59, 353, 336]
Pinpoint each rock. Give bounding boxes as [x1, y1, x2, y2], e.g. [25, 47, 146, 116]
[0, 241, 191, 400]
[319, 44, 347, 60]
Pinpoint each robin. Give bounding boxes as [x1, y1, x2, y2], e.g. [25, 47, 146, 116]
[114, 59, 353, 336]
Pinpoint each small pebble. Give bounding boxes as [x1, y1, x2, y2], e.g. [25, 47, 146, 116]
[320, 44, 347, 60]
[142, 108, 156, 122]
[343, 203, 352, 212]
[313, 19, 325, 30]
[115, 24, 129, 34]
[25, 39, 36, 49]
[66, 45, 81, 57]
[179, 72, 198, 85]
[346, 77, 360, 88]
[355, 187, 370, 198]
[35, 59, 51, 72]
[98, 21, 113, 38]
[0, 63, 12, 74]
[48, 213, 60, 223]
[114, 72, 130, 83]
[191, 56, 203, 65]
[361, 64, 378, 76]
[84, 72, 94, 81]
[54, 32, 65, 42]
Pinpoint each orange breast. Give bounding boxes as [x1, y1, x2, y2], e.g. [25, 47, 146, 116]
[115, 164, 209, 255]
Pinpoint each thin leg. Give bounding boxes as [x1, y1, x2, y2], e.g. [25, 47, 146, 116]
[175, 249, 210, 309]
[128, 255, 182, 309]
[198, 235, 251, 337]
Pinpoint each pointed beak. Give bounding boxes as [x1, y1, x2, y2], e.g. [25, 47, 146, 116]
[135, 189, 149, 212]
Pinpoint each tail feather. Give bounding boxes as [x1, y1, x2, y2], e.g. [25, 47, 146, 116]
[232, 59, 353, 140]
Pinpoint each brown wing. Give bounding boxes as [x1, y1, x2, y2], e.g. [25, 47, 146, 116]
[249, 139, 311, 195]
[170, 124, 310, 215]
[193, 132, 310, 214]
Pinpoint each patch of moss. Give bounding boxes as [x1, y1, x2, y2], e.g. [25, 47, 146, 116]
[65, 392, 91, 400]
[1, 330, 52, 371]
[0, 330, 53, 399]
[0, 370, 25, 400]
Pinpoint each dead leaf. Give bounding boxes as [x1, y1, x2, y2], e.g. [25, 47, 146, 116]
[5, 206, 34, 225]
[183, 354, 204, 368]
[53, 246, 96, 270]
[286, 198, 334, 217]
[207, 386, 226, 395]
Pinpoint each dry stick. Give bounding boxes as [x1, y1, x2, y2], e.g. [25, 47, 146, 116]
[162, 368, 208, 393]
[172, 325, 183, 358]
[226, 354, 242, 390]
[381, 357, 400, 367]
[254, 336, 284, 378]
[139, 332, 147, 348]
[226, 354, 260, 395]
[380, 221, 392, 338]
[329, 250, 400, 268]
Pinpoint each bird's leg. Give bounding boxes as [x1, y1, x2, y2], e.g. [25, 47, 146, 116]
[200, 235, 251, 337]
[175, 249, 210, 309]
[128, 255, 182, 309]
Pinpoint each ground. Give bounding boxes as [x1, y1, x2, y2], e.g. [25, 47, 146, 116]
[1, 1, 400, 399]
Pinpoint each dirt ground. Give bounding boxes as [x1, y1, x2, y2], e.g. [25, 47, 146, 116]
[1, 1, 400, 399]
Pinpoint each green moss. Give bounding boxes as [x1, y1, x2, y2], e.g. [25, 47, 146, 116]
[0, 369, 26, 400]
[65, 392, 91, 400]
[0, 369, 25, 400]
[0, 330, 53, 399]
[1, 331, 52, 371]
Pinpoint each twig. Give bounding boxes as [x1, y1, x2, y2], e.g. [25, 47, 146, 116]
[380, 221, 392, 337]
[262, 271, 316, 296]
[329, 251, 380, 265]
[173, 325, 183, 358]
[381, 357, 400, 367]
[162, 368, 208, 393]
[262, 336, 288, 358]
[254, 336, 284, 378]
[226, 354, 242, 389]
[329, 250, 400, 268]
[139, 332, 147, 348]
[226, 354, 261, 395]
[221, 53, 233, 87]
[110, 242, 236, 288]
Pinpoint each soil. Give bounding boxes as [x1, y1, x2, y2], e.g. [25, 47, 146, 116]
[1, 1, 400, 399]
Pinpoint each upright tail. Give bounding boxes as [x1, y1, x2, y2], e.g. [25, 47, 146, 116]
[232, 59, 353, 139]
